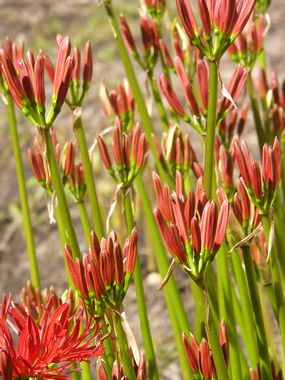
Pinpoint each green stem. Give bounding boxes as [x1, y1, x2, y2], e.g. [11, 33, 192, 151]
[6, 93, 40, 289]
[281, 136, 285, 203]
[197, 280, 230, 380]
[247, 74, 266, 152]
[103, 2, 173, 186]
[242, 245, 272, 380]
[77, 200, 91, 244]
[204, 60, 218, 198]
[73, 113, 105, 238]
[135, 174, 192, 379]
[147, 70, 169, 131]
[231, 250, 259, 370]
[123, 190, 159, 380]
[113, 310, 136, 380]
[43, 128, 80, 258]
[262, 215, 285, 358]
[216, 247, 242, 379]
[54, 206, 74, 287]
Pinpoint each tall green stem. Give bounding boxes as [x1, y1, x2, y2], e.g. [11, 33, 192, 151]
[197, 280, 230, 380]
[73, 113, 104, 238]
[262, 215, 285, 357]
[216, 247, 242, 379]
[6, 94, 40, 288]
[113, 310, 136, 380]
[231, 250, 259, 370]
[103, 2, 173, 186]
[123, 190, 159, 380]
[242, 245, 272, 380]
[77, 200, 92, 244]
[204, 60, 218, 198]
[43, 128, 80, 258]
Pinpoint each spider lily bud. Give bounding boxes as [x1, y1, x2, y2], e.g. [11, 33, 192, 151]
[228, 15, 264, 69]
[176, 0, 256, 59]
[217, 105, 248, 147]
[65, 228, 138, 314]
[62, 141, 87, 201]
[153, 174, 229, 281]
[97, 120, 148, 187]
[120, 15, 138, 56]
[28, 129, 60, 192]
[159, 128, 203, 178]
[144, 0, 166, 19]
[234, 139, 281, 211]
[183, 322, 228, 377]
[99, 80, 134, 130]
[218, 145, 235, 196]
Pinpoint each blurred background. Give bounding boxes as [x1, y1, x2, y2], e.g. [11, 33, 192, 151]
[0, 1, 285, 378]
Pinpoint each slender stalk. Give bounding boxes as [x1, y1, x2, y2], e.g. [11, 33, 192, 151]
[247, 74, 266, 152]
[262, 215, 285, 357]
[204, 60, 218, 198]
[135, 174, 193, 379]
[231, 250, 259, 370]
[147, 71, 169, 131]
[242, 245, 273, 380]
[77, 200, 91, 244]
[216, 247, 242, 379]
[73, 113, 104, 238]
[198, 280, 230, 380]
[113, 310, 136, 380]
[6, 93, 40, 288]
[43, 128, 80, 258]
[123, 190, 159, 380]
[103, 2, 173, 186]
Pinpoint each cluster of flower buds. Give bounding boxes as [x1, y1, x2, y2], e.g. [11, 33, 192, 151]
[120, 13, 159, 69]
[62, 140, 87, 202]
[176, 0, 256, 59]
[160, 58, 248, 132]
[96, 354, 146, 380]
[234, 139, 281, 211]
[97, 120, 148, 187]
[0, 293, 104, 380]
[28, 128, 60, 193]
[157, 127, 203, 178]
[0, 36, 74, 127]
[52, 35, 93, 107]
[19, 280, 74, 321]
[228, 15, 264, 69]
[99, 80, 135, 131]
[143, 0, 165, 20]
[217, 105, 248, 148]
[153, 173, 229, 281]
[65, 228, 137, 315]
[257, 69, 285, 136]
[0, 37, 24, 91]
[182, 321, 229, 379]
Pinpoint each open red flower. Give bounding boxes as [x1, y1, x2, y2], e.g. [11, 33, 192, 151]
[0, 295, 104, 380]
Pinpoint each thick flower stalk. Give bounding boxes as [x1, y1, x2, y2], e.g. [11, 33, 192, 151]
[176, 0, 256, 59]
[97, 119, 148, 187]
[65, 228, 138, 315]
[234, 138, 281, 211]
[0, 294, 104, 380]
[153, 173, 229, 281]
[99, 80, 135, 131]
[182, 321, 229, 379]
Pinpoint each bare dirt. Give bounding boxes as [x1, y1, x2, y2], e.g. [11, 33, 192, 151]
[0, 1, 285, 379]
